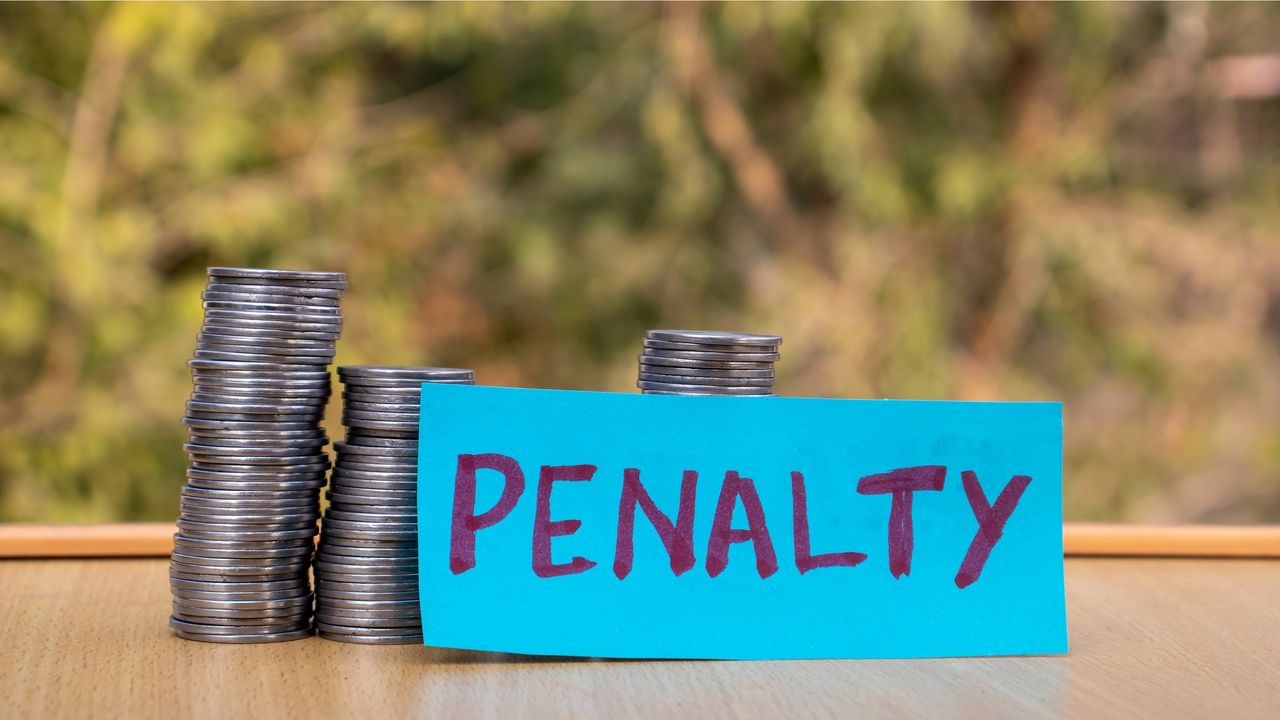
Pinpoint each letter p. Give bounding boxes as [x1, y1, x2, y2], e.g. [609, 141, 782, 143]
[450, 453, 526, 574]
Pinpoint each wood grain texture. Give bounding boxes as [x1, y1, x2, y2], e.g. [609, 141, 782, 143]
[1, 557, 1277, 719]
[4, 522, 1280, 558]
[0, 523, 174, 557]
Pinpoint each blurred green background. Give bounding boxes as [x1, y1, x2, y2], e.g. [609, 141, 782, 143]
[1, 2, 1278, 524]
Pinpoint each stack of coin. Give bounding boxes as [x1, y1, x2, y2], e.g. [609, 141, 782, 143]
[637, 330, 782, 396]
[169, 267, 346, 644]
[314, 365, 476, 644]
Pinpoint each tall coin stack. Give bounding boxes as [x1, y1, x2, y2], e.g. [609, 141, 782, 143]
[314, 365, 476, 644]
[169, 267, 347, 644]
[637, 329, 782, 396]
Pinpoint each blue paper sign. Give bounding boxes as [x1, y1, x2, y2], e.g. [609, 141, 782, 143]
[417, 385, 1066, 660]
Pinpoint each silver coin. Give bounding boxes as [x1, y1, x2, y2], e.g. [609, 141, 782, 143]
[636, 380, 774, 395]
[316, 545, 415, 562]
[186, 463, 329, 477]
[195, 337, 337, 357]
[203, 306, 344, 325]
[313, 575, 415, 591]
[179, 511, 318, 526]
[320, 520, 414, 538]
[333, 461, 416, 475]
[188, 361, 332, 377]
[313, 612, 419, 629]
[337, 366, 473, 380]
[646, 329, 782, 346]
[182, 417, 321, 432]
[328, 488, 415, 502]
[185, 471, 327, 486]
[340, 379, 471, 392]
[179, 505, 317, 520]
[200, 322, 341, 341]
[340, 408, 419, 421]
[192, 379, 332, 395]
[187, 423, 329, 437]
[325, 507, 415, 523]
[208, 266, 347, 284]
[186, 467, 327, 483]
[177, 517, 315, 532]
[172, 610, 311, 627]
[637, 371, 774, 388]
[335, 451, 416, 464]
[326, 492, 414, 507]
[339, 436, 418, 449]
[173, 593, 313, 611]
[315, 620, 421, 636]
[179, 499, 317, 514]
[321, 518, 416, 534]
[172, 609, 311, 625]
[643, 347, 780, 362]
[340, 392, 420, 405]
[315, 557, 417, 573]
[643, 389, 778, 397]
[186, 411, 323, 425]
[315, 590, 418, 604]
[181, 491, 318, 506]
[204, 280, 343, 299]
[340, 400, 422, 414]
[341, 420, 419, 432]
[173, 528, 318, 544]
[170, 576, 310, 593]
[315, 631, 419, 644]
[329, 478, 415, 493]
[171, 625, 314, 643]
[168, 609, 311, 627]
[314, 570, 418, 585]
[172, 603, 311, 621]
[167, 563, 307, 579]
[172, 545, 312, 563]
[202, 290, 340, 308]
[193, 349, 332, 366]
[189, 358, 332, 373]
[343, 425, 417, 438]
[187, 457, 330, 471]
[202, 298, 342, 316]
[196, 329, 337, 351]
[334, 442, 417, 458]
[170, 563, 312, 580]
[203, 305, 343, 324]
[642, 338, 779, 353]
[185, 436, 328, 450]
[187, 394, 329, 412]
[182, 486, 321, 500]
[172, 545, 313, 562]
[637, 362, 775, 379]
[328, 471, 417, 485]
[637, 354, 776, 370]
[313, 607, 419, 622]
[204, 276, 343, 294]
[184, 436, 328, 450]
[313, 577, 417, 591]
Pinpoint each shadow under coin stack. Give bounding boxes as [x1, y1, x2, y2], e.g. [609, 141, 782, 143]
[169, 267, 347, 643]
[314, 365, 476, 644]
[637, 329, 782, 396]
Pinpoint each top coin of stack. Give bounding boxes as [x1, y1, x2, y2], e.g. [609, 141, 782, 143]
[637, 329, 782, 396]
[170, 267, 347, 644]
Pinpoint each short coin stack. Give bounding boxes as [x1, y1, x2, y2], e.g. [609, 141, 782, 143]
[636, 329, 782, 396]
[169, 267, 346, 643]
[314, 365, 476, 644]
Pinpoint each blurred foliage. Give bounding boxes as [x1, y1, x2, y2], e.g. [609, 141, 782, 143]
[1, 2, 1278, 523]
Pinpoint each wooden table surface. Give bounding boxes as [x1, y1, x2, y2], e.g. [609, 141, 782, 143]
[2, 556, 1277, 719]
